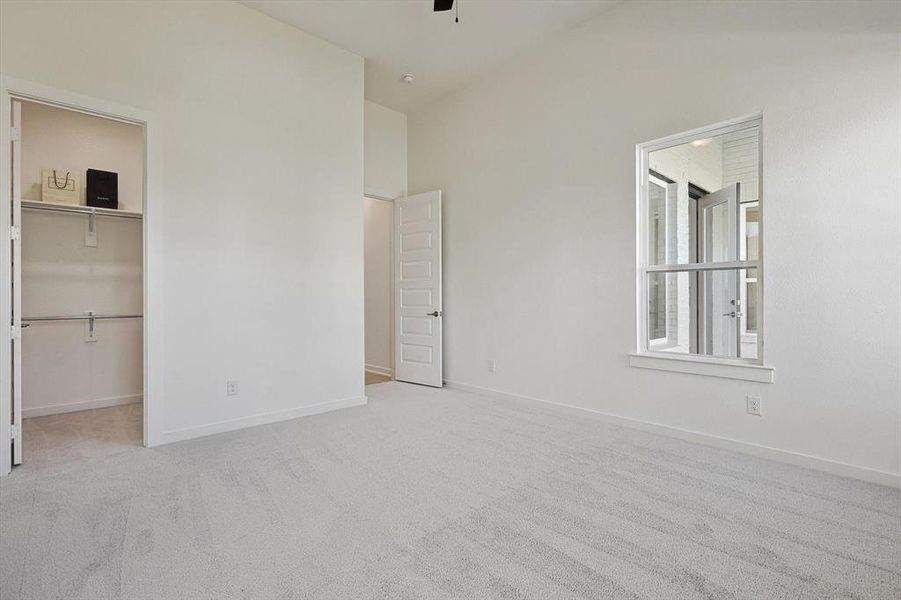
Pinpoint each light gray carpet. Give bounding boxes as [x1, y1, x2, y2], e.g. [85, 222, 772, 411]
[1, 382, 899, 599]
[21, 403, 143, 470]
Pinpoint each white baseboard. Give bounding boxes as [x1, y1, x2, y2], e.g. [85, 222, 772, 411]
[445, 381, 901, 489]
[23, 394, 143, 419]
[365, 364, 393, 377]
[158, 395, 368, 445]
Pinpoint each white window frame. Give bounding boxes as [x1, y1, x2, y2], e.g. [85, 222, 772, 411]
[630, 114, 774, 383]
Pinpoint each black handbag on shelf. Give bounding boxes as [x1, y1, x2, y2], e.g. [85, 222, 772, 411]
[86, 169, 118, 209]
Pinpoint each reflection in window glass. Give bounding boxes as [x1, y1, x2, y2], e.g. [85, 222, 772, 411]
[648, 179, 667, 341]
[646, 269, 759, 359]
[648, 181, 666, 266]
[745, 205, 759, 261]
[704, 201, 732, 262]
[648, 267, 666, 341]
[641, 120, 761, 361]
[746, 282, 758, 332]
[647, 272, 687, 351]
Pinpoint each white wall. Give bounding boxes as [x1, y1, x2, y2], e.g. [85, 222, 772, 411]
[21, 102, 144, 417]
[363, 197, 393, 374]
[408, 0, 901, 481]
[364, 100, 407, 199]
[22, 211, 143, 417]
[2, 0, 364, 441]
[362, 100, 406, 375]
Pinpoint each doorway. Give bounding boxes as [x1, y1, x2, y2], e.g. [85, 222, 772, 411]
[363, 190, 444, 388]
[2, 80, 154, 475]
[364, 196, 394, 385]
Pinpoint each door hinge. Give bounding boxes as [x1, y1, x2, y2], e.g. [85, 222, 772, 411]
[10, 324, 20, 340]
[9, 126, 20, 143]
[10, 423, 21, 440]
[9, 226, 20, 241]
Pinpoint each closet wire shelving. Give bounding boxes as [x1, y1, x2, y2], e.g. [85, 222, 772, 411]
[21, 199, 142, 220]
[19, 200, 144, 327]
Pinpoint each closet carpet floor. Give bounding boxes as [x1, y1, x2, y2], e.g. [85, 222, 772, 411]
[22, 403, 143, 470]
[1, 382, 899, 600]
[365, 371, 392, 385]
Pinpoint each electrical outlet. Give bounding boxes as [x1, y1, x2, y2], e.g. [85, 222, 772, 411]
[226, 381, 238, 396]
[746, 395, 762, 416]
[487, 359, 496, 373]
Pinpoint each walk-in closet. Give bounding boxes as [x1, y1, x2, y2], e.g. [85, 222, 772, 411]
[12, 99, 145, 468]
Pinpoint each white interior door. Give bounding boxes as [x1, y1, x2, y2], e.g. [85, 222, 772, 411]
[10, 100, 22, 465]
[394, 190, 442, 387]
[698, 183, 741, 357]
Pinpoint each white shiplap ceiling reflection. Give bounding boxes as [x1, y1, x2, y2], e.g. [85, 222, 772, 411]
[240, 0, 622, 113]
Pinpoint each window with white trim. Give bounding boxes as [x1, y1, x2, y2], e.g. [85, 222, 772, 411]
[636, 116, 763, 364]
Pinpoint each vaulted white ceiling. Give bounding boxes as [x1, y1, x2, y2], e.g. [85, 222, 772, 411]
[240, 0, 621, 114]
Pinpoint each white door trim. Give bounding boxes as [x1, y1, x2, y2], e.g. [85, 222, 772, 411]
[0, 76, 163, 475]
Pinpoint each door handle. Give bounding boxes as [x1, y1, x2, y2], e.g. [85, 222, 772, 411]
[427, 311, 442, 317]
[722, 312, 743, 318]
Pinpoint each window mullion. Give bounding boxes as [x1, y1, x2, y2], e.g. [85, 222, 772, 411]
[643, 260, 757, 273]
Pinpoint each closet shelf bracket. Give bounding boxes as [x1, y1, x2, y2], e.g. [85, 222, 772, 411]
[85, 210, 97, 247]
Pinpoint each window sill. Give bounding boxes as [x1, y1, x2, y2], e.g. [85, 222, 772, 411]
[628, 353, 774, 383]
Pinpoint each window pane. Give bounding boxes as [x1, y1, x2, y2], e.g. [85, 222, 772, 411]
[746, 282, 758, 333]
[744, 204, 759, 261]
[648, 181, 667, 266]
[648, 269, 666, 340]
[647, 268, 759, 359]
[648, 124, 759, 266]
[647, 272, 691, 353]
[701, 269, 740, 358]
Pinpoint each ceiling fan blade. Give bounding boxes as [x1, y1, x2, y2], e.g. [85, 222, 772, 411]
[434, 0, 454, 12]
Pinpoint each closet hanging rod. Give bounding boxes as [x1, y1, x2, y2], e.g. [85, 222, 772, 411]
[20, 200, 143, 220]
[22, 314, 143, 323]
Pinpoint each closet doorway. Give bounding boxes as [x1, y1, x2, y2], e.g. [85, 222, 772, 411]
[3, 90, 149, 472]
[363, 196, 394, 386]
